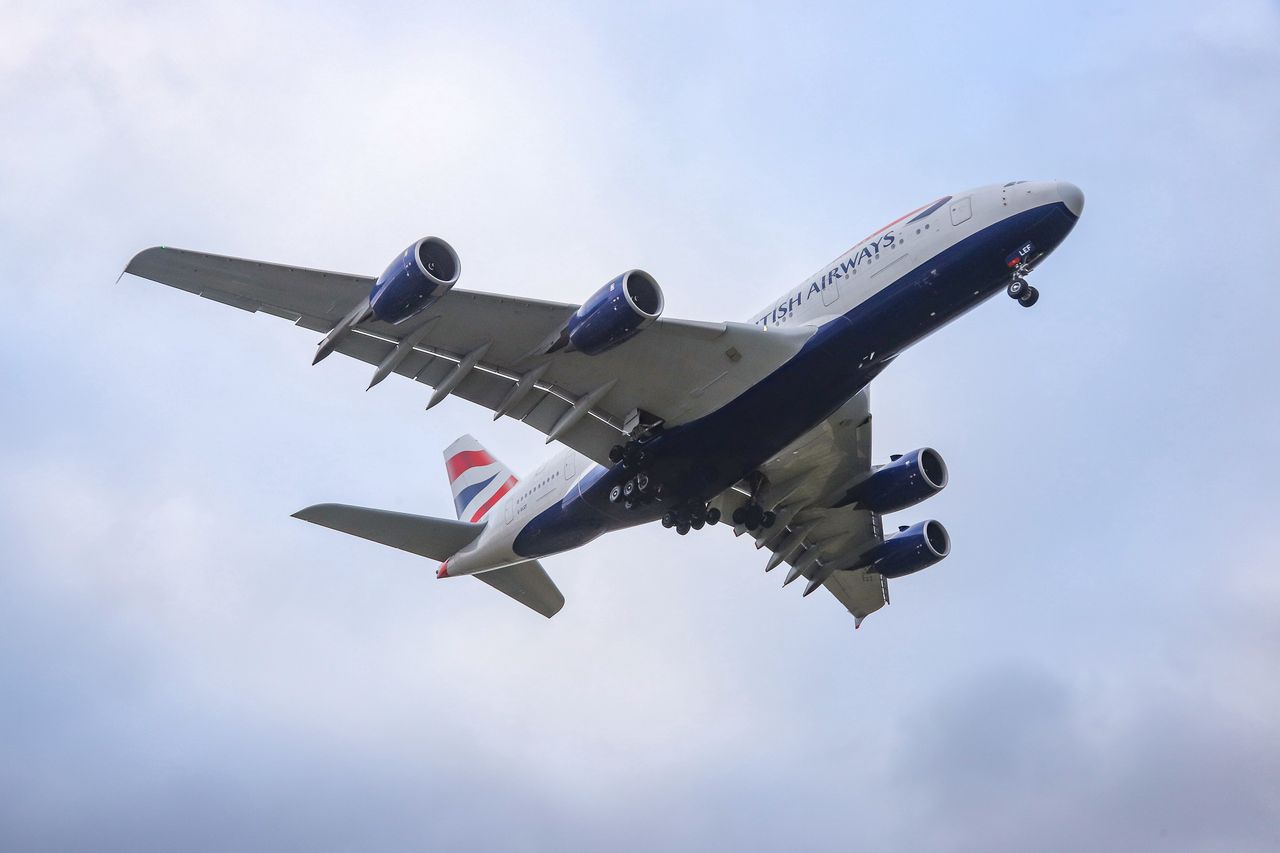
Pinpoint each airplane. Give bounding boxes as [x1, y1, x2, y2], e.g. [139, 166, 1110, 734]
[124, 180, 1084, 627]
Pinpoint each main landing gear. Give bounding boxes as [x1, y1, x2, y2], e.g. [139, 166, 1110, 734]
[608, 440, 649, 470]
[731, 471, 777, 532]
[660, 501, 721, 536]
[607, 470, 662, 511]
[607, 431, 667, 510]
[732, 503, 776, 532]
[607, 427, 723, 535]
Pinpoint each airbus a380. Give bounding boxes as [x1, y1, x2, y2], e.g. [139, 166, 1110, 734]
[125, 180, 1083, 627]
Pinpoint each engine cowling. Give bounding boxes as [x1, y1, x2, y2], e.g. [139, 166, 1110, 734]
[837, 447, 948, 513]
[863, 520, 950, 579]
[556, 270, 663, 356]
[368, 237, 461, 324]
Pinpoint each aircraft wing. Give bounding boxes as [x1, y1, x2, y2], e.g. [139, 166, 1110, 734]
[125, 247, 813, 466]
[711, 389, 890, 627]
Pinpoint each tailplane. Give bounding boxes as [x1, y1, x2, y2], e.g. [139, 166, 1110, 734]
[444, 434, 518, 522]
[474, 561, 564, 618]
[293, 503, 483, 561]
[292, 503, 564, 618]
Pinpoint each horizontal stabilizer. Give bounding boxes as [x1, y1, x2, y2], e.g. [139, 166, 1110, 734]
[474, 561, 565, 618]
[293, 503, 483, 561]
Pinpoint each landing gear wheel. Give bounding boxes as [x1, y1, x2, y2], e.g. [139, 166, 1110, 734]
[677, 523, 690, 535]
[609, 484, 623, 503]
[691, 517, 705, 531]
[661, 512, 675, 528]
[732, 507, 748, 526]
[1018, 285, 1040, 308]
[623, 498, 636, 511]
[746, 505, 765, 530]
[1007, 277, 1028, 299]
[761, 511, 777, 529]
[634, 472, 651, 494]
[623, 479, 637, 498]
[706, 507, 721, 525]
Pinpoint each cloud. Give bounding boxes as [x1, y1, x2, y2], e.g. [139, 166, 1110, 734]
[2, 1, 1280, 850]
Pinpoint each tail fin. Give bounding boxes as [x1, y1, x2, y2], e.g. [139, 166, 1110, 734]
[443, 435, 518, 522]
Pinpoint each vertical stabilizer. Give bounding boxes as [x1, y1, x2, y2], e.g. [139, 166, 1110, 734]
[443, 435, 518, 522]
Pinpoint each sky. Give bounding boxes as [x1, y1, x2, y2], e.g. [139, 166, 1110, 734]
[1, 0, 1279, 850]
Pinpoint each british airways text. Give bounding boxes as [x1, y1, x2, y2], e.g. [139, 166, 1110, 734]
[756, 232, 897, 327]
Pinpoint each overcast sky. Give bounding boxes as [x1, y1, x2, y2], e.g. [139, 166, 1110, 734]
[2, 1, 1279, 850]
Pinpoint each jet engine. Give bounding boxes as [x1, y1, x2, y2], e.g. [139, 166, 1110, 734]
[553, 270, 664, 355]
[368, 237, 461, 324]
[862, 520, 950, 579]
[837, 447, 948, 513]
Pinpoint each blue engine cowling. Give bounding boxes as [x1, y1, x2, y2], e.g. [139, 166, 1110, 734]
[837, 447, 948, 514]
[368, 237, 461, 324]
[862, 520, 950, 579]
[554, 270, 664, 356]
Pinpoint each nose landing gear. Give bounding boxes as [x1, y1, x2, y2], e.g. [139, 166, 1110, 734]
[1006, 243, 1041, 308]
[1008, 276, 1040, 308]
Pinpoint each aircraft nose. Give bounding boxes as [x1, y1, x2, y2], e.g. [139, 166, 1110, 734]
[1057, 182, 1085, 217]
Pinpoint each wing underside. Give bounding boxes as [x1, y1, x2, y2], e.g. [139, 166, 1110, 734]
[712, 389, 890, 626]
[124, 247, 812, 466]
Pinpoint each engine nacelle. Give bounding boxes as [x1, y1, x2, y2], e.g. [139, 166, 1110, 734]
[368, 237, 461, 324]
[554, 270, 664, 356]
[837, 447, 948, 514]
[862, 520, 950, 579]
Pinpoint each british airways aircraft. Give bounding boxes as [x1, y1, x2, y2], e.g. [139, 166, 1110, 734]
[125, 180, 1083, 627]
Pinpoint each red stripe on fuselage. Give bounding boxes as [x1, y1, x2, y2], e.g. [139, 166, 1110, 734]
[470, 475, 517, 522]
[446, 449, 495, 482]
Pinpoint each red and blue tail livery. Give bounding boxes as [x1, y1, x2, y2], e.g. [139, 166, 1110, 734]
[444, 435, 517, 523]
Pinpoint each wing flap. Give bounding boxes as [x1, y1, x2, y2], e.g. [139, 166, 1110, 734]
[330, 330, 620, 461]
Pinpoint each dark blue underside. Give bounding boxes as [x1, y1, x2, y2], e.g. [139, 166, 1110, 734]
[513, 202, 1079, 558]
